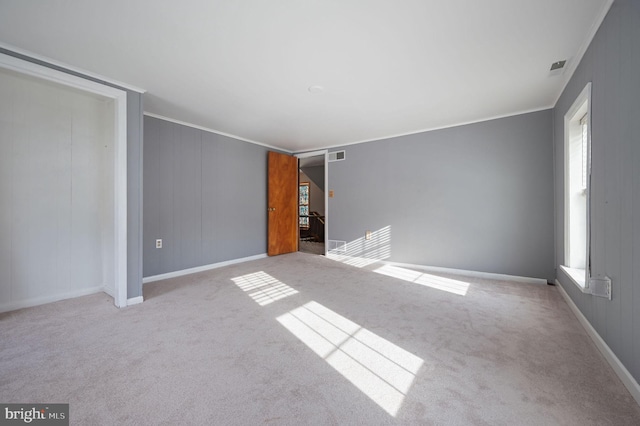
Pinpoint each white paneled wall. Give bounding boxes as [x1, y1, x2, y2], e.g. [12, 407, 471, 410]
[0, 68, 114, 312]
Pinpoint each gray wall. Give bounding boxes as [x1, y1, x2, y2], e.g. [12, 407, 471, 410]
[328, 109, 554, 280]
[126, 93, 144, 299]
[301, 165, 325, 191]
[143, 117, 270, 277]
[553, 0, 640, 383]
[0, 48, 144, 300]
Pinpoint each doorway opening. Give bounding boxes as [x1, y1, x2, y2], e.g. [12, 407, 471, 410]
[296, 151, 327, 256]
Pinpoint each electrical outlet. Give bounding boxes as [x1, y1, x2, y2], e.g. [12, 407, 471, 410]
[365, 230, 372, 240]
[156, 239, 162, 249]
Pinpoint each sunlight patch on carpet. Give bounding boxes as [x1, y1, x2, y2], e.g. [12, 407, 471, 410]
[277, 301, 423, 416]
[231, 271, 298, 306]
[374, 264, 470, 296]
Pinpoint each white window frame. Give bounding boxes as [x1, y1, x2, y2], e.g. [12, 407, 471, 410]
[562, 82, 591, 291]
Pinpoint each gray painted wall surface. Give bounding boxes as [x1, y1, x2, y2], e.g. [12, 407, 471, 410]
[553, 0, 640, 383]
[143, 116, 269, 277]
[328, 109, 554, 280]
[301, 165, 325, 191]
[0, 48, 144, 300]
[127, 91, 144, 299]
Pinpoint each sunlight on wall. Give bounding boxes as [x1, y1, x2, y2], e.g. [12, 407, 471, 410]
[231, 271, 298, 306]
[374, 264, 470, 296]
[327, 226, 391, 268]
[277, 301, 423, 416]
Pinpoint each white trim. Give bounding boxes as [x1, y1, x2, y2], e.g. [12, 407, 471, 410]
[0, 52, 129, 309]
[295, 149, 328, 159]
[114, 89, 128, 308]
[555, 280, 640, 407]
[563, 82, 592, 289]
[0, 42, 145, 93]
[382, 261, 548, 286]
[559, 265, 589, 293]
[143, 112, 292, 153]
[297, 106, 553, 153]
[102, 286, 114, 298]
[150, 106, 553, 155]
[552, 0, 613, 106]
[295, 150, 329, 256]
[0, 287, 105, 314]
[142, 254, 268, 284]
[324, 152, 328, 256]
[127, 296, 144, 306]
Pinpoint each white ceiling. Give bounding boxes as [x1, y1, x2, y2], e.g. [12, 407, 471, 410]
[0, 0, 611, 152]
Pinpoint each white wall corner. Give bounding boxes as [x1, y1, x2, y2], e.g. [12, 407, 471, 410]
[555, 279, 640, 407]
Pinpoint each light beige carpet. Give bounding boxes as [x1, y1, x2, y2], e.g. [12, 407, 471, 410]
[1, 252, 639, 425]
[299, 241, 325, 255]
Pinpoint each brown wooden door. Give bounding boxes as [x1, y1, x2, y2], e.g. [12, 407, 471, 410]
[268, 151, 298, 256]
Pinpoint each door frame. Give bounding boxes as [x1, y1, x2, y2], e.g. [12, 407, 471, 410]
[295, 150, 328, 255]
[0, 52, 129, 308]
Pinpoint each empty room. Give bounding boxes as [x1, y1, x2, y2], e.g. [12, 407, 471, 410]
[1, 1, 639, 424]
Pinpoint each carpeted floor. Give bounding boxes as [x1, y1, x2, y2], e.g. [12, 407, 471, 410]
[1, 252, 639, 425]
[299, 240, 325, 255]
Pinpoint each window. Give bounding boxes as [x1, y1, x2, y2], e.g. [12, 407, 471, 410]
[562, 83, 591, 289]
[299, 182, 309, 229]
[581, 113, 588, 189]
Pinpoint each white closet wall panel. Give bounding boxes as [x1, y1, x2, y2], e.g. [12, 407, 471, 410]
[0, 68, 114, 311]
[0, 72, 12, 305]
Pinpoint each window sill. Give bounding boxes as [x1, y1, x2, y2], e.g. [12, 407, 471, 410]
[560, 265, 588, 292]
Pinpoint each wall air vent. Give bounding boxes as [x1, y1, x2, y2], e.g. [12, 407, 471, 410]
[549, 59, 567, 77]
[590, 276, 612, 300]
[327, 240, 347, 253]
[328, 150, 346, 162]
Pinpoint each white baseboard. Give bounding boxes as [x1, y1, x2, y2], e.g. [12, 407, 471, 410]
[142, 253, 268, 284]
[127, 296, 144, 306]
[0, 286, 105, 314]
[103, 286, 114, 298]
[90, 286, 143, 308]
[382, 261, 548, 286]
[555, 280, 640, 407]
